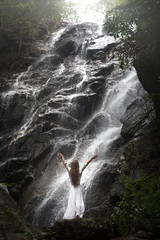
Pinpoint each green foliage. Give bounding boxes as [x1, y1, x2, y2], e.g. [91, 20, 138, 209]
[25, 231, 37, 240]
[112, 174, 160, 235]
[0, 0, 78, 58]
[0, 183, 11, 187]
[0, 0, 74, 33]
[104, 0, 160, 69]
[0, 208, 13, 220]
[45, 227, 56, 234]
[45, 227, 56, 237]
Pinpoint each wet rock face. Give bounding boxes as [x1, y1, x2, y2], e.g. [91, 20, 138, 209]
[0, 21, 153, 228]
[86, 35, 119, 60]
[83, 163, 123, 219]
[0, 92, 29, 131]
[0, 23, 113, 209]
[85, 164, 120, 207]
[120, 97, 154, 139]
[55, 23, 99, 57]
[70, 93, 102, 121]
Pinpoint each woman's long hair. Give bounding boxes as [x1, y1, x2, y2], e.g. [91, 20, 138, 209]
[70, 160, 80, 186]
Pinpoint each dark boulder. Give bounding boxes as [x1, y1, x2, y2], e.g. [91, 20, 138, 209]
[52, 217, 113, 240]
[0, 187, 43, 240]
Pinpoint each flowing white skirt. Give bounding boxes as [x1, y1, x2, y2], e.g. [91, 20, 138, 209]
[63, 185, 85, 219]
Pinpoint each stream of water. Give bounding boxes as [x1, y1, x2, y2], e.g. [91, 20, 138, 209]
[1, 22, 144, 227]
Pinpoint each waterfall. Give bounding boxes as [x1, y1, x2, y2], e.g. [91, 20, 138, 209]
[0, 22, 145, 228]
[29, 67, 141, 227]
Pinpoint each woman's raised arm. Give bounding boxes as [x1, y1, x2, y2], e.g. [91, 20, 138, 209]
[58, 152, 65, 163]
[81, 154, 98, 174]
[87, 154, 98, 164]
[59, 152, 70, 173]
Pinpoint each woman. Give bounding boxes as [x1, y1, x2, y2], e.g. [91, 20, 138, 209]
[58, 152, 97, 219]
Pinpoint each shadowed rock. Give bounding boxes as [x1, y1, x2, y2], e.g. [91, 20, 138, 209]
[121, 98, 154, 139]
[0, 187, 44, 240]
[51, 217, 113, 240]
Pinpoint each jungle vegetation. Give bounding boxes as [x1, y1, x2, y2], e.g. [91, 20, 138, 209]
[0, 0, 76, 36]
[104, 0, 160, 69]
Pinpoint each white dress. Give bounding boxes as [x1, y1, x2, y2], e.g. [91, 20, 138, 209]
[63, 162, 88, 219]
[63, 185, 84, 219]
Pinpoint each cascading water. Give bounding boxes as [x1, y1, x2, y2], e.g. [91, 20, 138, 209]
[0, 22, 146, 228]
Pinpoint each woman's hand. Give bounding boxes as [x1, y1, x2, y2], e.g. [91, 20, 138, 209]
[58, 152, 63, 158]
[58, 152, 65, 162]
[92, 154, 98, 159]
[87, 154, 98, 164]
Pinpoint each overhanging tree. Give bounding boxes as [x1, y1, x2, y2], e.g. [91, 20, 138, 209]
[104, 0, 160, 69]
